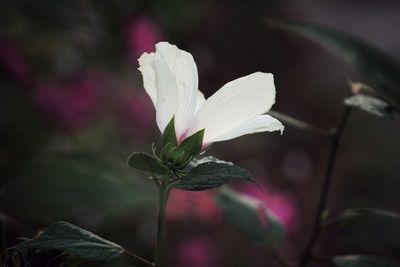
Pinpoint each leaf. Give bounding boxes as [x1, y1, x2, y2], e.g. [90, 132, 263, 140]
[175, 159, 254, 191]
[2, 154, 156, 223]
[177, 129, 205, 158]
[268, 20, 400, 109]
[214, 187, 285, 247]
[163, 117, 177, 147]
[344, 94, 393, 118]
[334, 255, 400, 267]
[127, 152, 169, 175]
[323, 208, 400, 256]
[14, 221, 124, 261]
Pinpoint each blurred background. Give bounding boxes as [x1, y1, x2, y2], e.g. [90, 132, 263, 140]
[1, 0, 400, 266]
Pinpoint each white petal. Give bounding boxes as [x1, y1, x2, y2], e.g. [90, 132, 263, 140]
[152, 55, 179, 132]
[138, 42, 200, 136]
[196, 90, 206, 111]
[155, 42, 199, 137]
[211, 114, 283, 142]
[187, 72, 276, 144]
[138, 52, 157, 106]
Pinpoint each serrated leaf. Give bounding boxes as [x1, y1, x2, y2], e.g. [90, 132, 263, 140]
[163, 117, 177, 147]
[334, 255, 400, 267]
[175, 160, 254, 191]
[14, 221, 124, 261]
[214, 187, 285, 246]
[127, 152, 169, 175]
[323, 208, 400, 256]
[269, 20, 400, 109]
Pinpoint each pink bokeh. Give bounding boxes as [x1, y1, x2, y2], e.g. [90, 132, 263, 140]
[124, 16, 162, 61]
[117, 91, 155, 135]
[240, 183, 298, 234]
[0, 40, 32, 87]
[175, 235, 218, 267]
[34, 72, 106, 130]
[166, 189, 222, 224]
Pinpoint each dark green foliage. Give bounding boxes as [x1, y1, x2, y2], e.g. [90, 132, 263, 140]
[127, 152, 169, 175]
[14, 222, 124, 262]
[175, 158, 254, 191]
[270, 20, 400, 110]
[323, 208, 400, 256]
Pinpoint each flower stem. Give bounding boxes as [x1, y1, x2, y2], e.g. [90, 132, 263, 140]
[154, 182, 171, 267]
[299, 107, 352, 267]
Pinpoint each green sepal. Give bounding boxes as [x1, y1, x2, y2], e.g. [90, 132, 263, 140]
[177, 128, 205, 158]
[163, 117, 177, 147]
[127, 152, 169, 175]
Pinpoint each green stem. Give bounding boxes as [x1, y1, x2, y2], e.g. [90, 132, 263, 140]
[154, 183, 171, 267]
[299, 107, 352, 267]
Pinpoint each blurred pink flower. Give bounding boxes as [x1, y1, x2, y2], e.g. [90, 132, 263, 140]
[166, 190, 221, 224]
[124, 16, 162, 61]
[240, 183, 298, 234]
[0, 40, 32, 87]
[175, 235, 218, 267]
[34, 72, 105, 130]
[117, 91, 155, 135]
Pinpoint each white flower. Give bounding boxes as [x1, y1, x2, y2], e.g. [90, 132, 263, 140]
[138, 42, 283, 146]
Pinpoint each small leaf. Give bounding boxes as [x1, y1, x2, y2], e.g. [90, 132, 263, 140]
[163, 117, 177, 147]
[14, 221, 124, 261]
[178, 129, 205, 158]
[175, 160, 254, 191]
[127, 152, 169, 175]
[323, 208, 400, 256]
[214, 187, 285, 246]
[268, 20, 400, 109]
[344, 94, 393, 118]
[334, 255, 400, 267]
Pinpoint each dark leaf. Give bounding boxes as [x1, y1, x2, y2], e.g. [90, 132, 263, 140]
[268, 20, 400, 109]
[14, 221, 124, 261]
[334, 255, 400, 267]
[127, 152, 169, 175]
[323, 208, 400, 256]
[214, 187, 285, 246]
[162, 117, 177, 147]
[175, 160, 254, 191]
[3, 155, 156, 222]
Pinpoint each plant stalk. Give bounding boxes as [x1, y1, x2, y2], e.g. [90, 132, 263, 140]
[299, 107, 352, 267]
[154, 182, 171, 267]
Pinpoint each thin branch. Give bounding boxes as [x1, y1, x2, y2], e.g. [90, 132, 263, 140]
[124, 249, 154, 266]
[299, 107, 352, 267]
[268, 110, 334, 136]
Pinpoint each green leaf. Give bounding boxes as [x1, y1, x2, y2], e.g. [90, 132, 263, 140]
[14, 221, 124, 261]
[178, 129, 205, 158]
[2, 154, 156, 223]
[334, 255, 400, 267]
[268, 20, 400, 109]
[127, 152, 169, 175]
[214, 187, 285, 247]
[163, 117, 177, 147]
[323, 208, 400, 256]
[175, 159, 255, 191]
